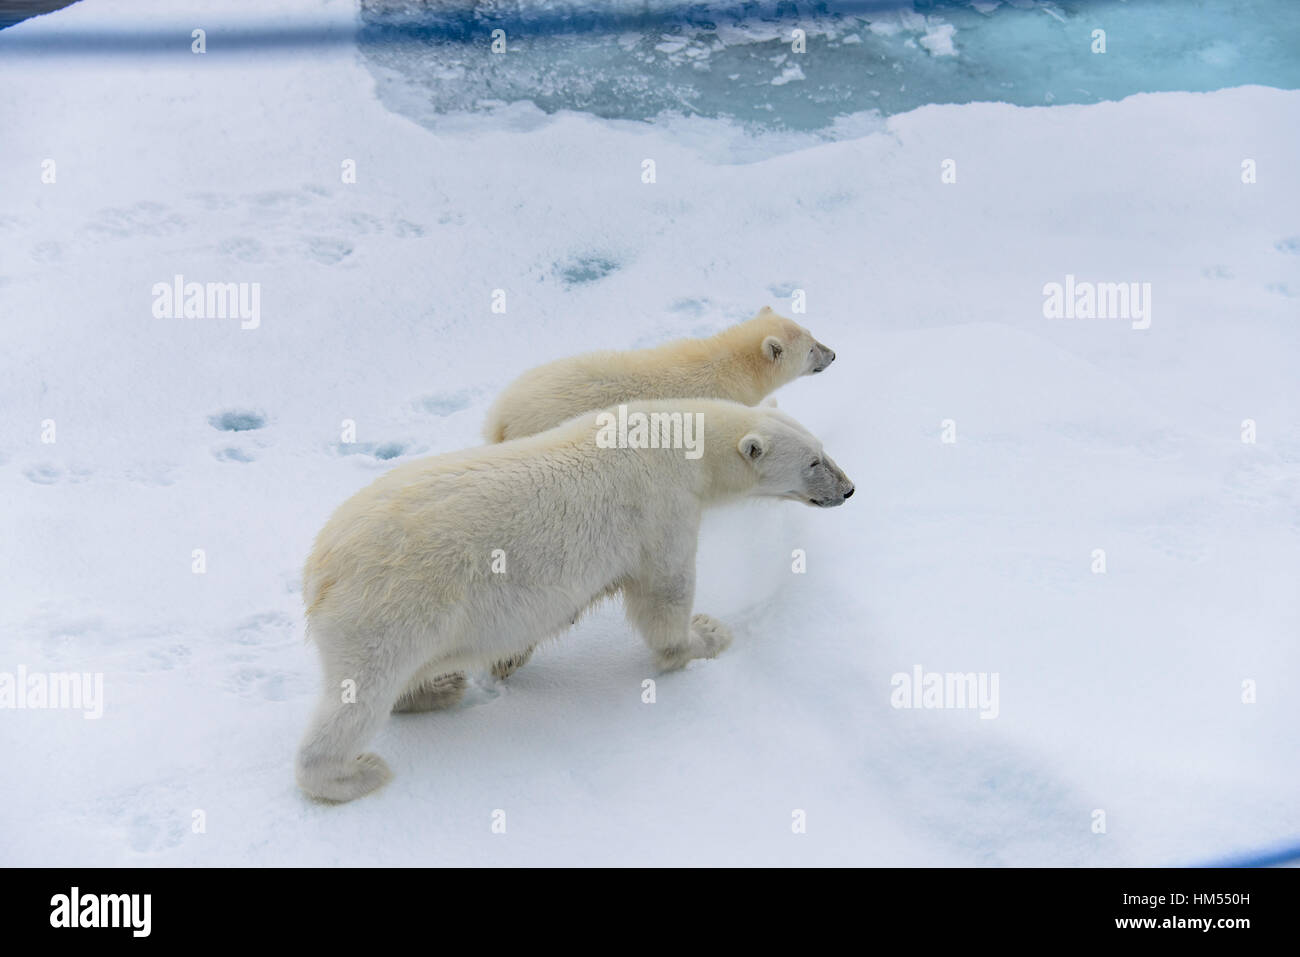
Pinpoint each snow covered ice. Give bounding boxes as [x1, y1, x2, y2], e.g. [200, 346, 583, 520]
[0, 0, 1297, 865]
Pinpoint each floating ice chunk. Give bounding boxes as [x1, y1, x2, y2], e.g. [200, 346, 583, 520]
[920, 22, 958, 57]
[771, 63, 806, 86]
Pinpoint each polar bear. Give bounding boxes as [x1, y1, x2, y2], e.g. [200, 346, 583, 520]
[481, 307, 837, 682]
[482, 308, 835, 443]
[296, 399, 854, 802]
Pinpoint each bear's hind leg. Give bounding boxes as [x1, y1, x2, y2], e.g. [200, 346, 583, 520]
[393, 668, 466, 713]
[490, 646, 534, 680]
[296, 640, 416, 803]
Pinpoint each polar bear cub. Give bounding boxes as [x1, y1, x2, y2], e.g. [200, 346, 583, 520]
[296, 399, 854, 802]
[482, 307, 835, 443]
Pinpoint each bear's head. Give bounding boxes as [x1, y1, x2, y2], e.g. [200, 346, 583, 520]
[736, 408, 855, 508]
[748, 306, 836, 385]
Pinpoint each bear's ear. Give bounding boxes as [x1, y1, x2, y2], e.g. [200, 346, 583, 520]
[762, 336, 784, 362]
[738, 433, 768, 462]
[759, 305, 774, 315]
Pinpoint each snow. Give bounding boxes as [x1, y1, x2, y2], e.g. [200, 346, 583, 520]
[1, 0, 1298, 866]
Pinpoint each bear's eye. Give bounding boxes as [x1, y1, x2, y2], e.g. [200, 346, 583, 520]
[809, 459, 820, 469]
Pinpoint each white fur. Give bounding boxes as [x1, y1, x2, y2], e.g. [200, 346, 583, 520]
[482, 307, 835, 442]
[296, 399, 853, 802]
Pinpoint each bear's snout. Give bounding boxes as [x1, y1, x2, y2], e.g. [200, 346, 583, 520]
[807, 454, 854, 506]
[812, 341, 836, 373]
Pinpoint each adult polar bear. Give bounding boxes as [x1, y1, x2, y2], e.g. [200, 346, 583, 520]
[479, 308, 836, 681]
[297, 399, 854, 802]
[482, 308, 835, 443]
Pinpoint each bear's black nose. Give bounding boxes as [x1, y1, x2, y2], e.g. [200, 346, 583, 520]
[843, 486, 854, 499]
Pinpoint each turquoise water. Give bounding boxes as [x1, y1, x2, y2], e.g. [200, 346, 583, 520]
[358, 0, 1300, 131]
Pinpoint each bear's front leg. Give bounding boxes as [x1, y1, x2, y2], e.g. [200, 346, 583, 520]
[686, 613, 733, 661]
[623, 556, 732, 671]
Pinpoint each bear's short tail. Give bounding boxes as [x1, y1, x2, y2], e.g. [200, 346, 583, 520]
[301, 561, 334, 629]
